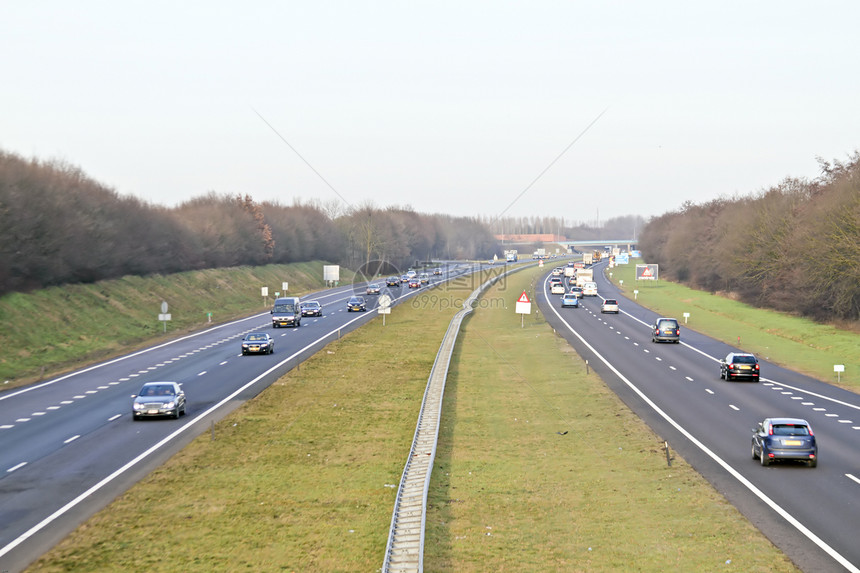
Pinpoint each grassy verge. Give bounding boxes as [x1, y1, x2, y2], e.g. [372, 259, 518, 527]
[422, 267, 796, 572]
[30, 265, 797, 572]
[28, 272, 466, 572]
[606, 260, 859, 389]
[0, 261, 353, 387]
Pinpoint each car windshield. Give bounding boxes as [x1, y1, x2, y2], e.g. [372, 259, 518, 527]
[772, 424, 810, 436]
[273, 303, 297, 313]
[143, 385, 174, 396]
[246, 334, 267, 341]
[304, 302, 320, 308]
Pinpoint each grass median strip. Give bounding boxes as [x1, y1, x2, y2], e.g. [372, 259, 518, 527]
[30, 266, 798, 572]
[423, 266, 798, 572]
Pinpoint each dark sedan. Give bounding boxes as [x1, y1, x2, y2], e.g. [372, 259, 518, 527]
[347, 296, 367, 312]
[366, 283, 382, 295]
[751, 417, 817, 467]
[241, 332, 275, 355]
[386, 276, 400, 287]
[720, 352, 760, 381]
[300, 300, 323, 317]
[132, 382, 186, 420]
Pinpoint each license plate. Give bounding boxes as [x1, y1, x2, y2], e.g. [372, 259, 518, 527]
[148, 409, 160, 414]
[740, 365, 750, 370]
[784, 440, 802, 446]
[250, 346, 259, 351]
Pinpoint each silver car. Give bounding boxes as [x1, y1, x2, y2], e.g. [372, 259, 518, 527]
[132, 382, 186, 420]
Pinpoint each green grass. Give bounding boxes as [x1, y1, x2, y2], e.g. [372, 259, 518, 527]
[0, 262, 353, 386]
[422, 267, 796, 572]
[28, 265, 798, 572]
[606, 259, 859, 389]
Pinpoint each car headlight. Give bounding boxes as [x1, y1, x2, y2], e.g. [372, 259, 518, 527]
[133, 402, 145, 410]
[163, 401, 175, 409]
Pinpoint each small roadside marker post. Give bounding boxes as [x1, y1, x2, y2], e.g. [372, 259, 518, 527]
[158, 301, 171, 333]
[835, 364, 845, 384]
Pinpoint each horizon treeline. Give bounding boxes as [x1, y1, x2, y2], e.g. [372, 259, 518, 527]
[638, 152, 860, 322]
[0, 151, 499, 296]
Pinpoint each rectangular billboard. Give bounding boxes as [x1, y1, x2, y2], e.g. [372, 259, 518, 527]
[635, 264, 658, 281]
[323, 265, 340, 282]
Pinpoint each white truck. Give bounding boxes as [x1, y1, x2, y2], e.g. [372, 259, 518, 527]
[575, 268, 593, 288]
[564, 265, 576, 278]
[582, 252, 593, 265]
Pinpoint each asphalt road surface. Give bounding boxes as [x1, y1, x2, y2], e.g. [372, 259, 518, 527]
[539, 261, 860, 573]
[0, 263, 486, 573]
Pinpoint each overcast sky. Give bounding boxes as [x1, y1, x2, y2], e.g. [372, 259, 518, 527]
[2, 1, 858, 224]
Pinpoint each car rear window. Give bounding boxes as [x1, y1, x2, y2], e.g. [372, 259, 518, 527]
[659, 320, 679, 328]
[605, 300, 617, 304]
[772, 424, 809, 436]
[734, 355, 757, 363]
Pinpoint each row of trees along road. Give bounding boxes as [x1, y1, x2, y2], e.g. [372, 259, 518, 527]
[0, 150, 498, 297]
[638, 152, 860, 322]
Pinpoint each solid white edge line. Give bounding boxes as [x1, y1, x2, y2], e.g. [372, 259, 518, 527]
[540, 277, 859, 573]
[0, 310, 374, 561]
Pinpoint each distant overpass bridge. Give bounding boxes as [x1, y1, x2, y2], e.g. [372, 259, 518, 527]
[558, 239, 637, 250]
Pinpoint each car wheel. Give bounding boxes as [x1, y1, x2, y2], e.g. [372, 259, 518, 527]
[173, 409, 181, 420]
[760, 447, 770, 467]
[719, 370, 724, 380]
[751, 442, 758, 460]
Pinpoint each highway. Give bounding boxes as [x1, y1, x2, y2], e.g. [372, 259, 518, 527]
[539, 261, 860, 573]
[0, 264, 481, 573]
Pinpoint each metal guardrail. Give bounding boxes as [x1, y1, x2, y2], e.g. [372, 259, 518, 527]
[382, 265, 533, 572]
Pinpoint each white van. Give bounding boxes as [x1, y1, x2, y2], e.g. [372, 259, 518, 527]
[583, 282, 598, 296]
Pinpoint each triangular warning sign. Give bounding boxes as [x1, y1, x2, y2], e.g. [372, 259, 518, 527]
[641, 267, 653, 278]
[518, 291, 530, 303]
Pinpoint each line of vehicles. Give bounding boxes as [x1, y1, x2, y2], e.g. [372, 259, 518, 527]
[548, 258, 818, 469]
[132, 266, 444, 421]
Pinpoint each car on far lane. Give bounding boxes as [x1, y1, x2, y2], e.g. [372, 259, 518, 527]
[751, 417, 817, 467]
[601, 299, 619, 314]
[419, 273, 430, 284]
[242, 332, 275, 355]
[132, 381, 186, 420]
[347, 296, 367, 311]
[720, 352, 760, 381]
[366, 283, 382, 295]
[651, 318, 680, 343]
[561, 293, 579, 308]
[408, 278, 420, 288]
[433, 267, 442, 275]
[386, 276, 400, 287]
[401, 274, 410, 283]
[300, 300, 323, 317]
[551, 282, 566, 295]
[569, 286, 583, 298]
